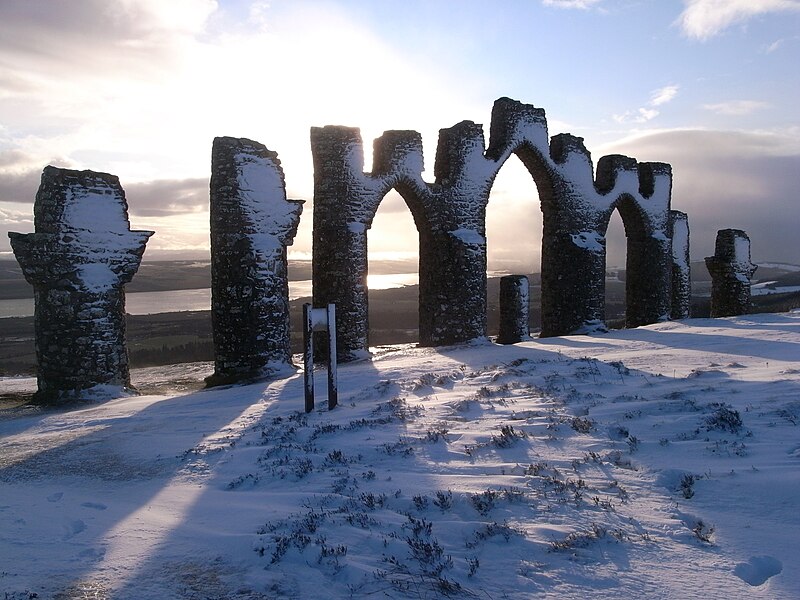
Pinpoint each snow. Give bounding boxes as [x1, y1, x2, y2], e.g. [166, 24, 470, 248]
[751, 285, 800, 296]
[757, 263, 800, 272]
[347, 222, 367, 235]
[76, 262, 118, 291]
[449, 228, 486, 246]
[2, 312, 800, 599]
[734, 234, 751, 264]
[570, 231, 604, 252]
[62, 187, 129, 234]
[235, 150, 302, 243]
[672, 217, 690, 269]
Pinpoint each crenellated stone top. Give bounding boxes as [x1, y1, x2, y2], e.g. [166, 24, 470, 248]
[310, 96, 672, 239]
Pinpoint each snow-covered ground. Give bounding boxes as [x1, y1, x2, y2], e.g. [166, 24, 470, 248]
[1, 313, 799, 599]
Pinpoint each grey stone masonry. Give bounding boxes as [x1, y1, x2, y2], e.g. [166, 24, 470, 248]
[705, 229, 757, 318]
[206, 137, 304, 386]
[8, 166, 153, 403]
[311, 97, 674, 361]
[669, 210, 691, 320]
[497, 275, 530, 344]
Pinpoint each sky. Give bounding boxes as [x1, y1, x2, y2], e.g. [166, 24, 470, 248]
[0, 0, 798, 271]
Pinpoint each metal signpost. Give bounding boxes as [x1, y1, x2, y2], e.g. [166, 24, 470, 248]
[302, 303, 338, 412]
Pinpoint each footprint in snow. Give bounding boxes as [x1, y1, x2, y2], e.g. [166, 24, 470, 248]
[63, 519, 87, 540]
[47, 492, 63, 502]
[734, 555, 782, 586]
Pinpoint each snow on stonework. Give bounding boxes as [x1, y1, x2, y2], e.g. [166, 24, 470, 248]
[669, 211, 692, 320]
[1, 313, 799, 598]
[7, 166, 153, 403]
[207, 137, 303, 386]
[706, 229, 757, 318]
[312, 97, 678, 361]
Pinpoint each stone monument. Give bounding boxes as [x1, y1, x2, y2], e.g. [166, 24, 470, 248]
[705, 229, 757, 317]
[497, 275, 530, 344]
[311, 97, 675, 361]
[206, 137, 304, 386]
[8, 166, 153, 403]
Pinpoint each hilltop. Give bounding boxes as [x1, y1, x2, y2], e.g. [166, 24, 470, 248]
[1, 312, 799, 598]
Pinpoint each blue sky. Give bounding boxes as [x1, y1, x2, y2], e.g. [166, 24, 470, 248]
[1, 0, 798, 268]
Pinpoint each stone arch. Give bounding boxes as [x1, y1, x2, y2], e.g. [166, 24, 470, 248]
[311, 127, 441, 360]
[312, 96, 675, 361]
[597, 157, 673, 328]
[486, 98, 612, 337]
[484, 152, 543, 333]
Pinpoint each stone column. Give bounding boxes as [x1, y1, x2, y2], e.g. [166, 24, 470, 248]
[624, 232, 672, 327]
[8, 166, 153, 403]
[622, 163, 673, 328]
[206, 137, 304, 386]
[670, 210, 691, 319]
[311, 126, 376, 361]
[705, 229, 757, 317]
[539, 135, 608, 337]
[424, 120, 495, 346]
[497, 275, 530, 344]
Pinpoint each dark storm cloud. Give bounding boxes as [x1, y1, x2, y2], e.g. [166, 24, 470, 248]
[603, 130, 800, 264]
[0, 166, 208, 217]
[125, 178, 209, 217]
[0, 168, 41, 204]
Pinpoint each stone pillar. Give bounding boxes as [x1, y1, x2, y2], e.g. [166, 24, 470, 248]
[497, 275, 530, 344]
[424, 121, 493, 346]
[623, 163, 673, 328]
[206, 137, 303, 386]
[539, 135, 608, 337]
[8, 166, 153, 403]
[670, 210, 691, 319]
[311, 126, 375, 361]
[705, 229, 757, 317]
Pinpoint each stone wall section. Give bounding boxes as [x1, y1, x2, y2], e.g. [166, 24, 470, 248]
[669, 210, 691, 319]
[497, 275, 530, 344]
[311, 96, 675, 360]
[705, 229, 757, 317]
[8, 166, 153, 403]
[207, 137, 303, 385]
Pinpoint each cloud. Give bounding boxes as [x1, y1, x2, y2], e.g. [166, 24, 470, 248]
[613, 85, 679, 124]
[125, 178, 209, 217]
[0, 0, 215, 66]
[542, 0, 602, 9]
[599, 129, 800, 263]
[0, 169, 41, 204]
[702, 100, 770, 115]
[677, 0, 800, 41]
[650, 85, 680, 106]
[0, 203, 34, 253]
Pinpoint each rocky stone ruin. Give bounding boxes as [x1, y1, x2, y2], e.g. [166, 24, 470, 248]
[497, 275, 531, 345]
[8, 166, 153, 403]
[206, 137, 304, 386]
[705, 229, 757, 317]
[669, 210, 691, 320]
[312, 97, 678, 361]
[10, 96, 705, 396]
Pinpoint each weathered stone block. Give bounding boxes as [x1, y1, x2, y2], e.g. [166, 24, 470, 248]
[206, 137, 304, 386]
[497, 275, 530, 344]
[670, 210, 691, 319]
[310, 96, 676, 359]
[705, 229, 757, 317]
[8, 166, 153, 403]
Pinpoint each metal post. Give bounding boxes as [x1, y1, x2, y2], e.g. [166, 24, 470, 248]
[303, 303, 314, 413]
[303, 302, 338, 412]
[326, 303, 338, 409]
